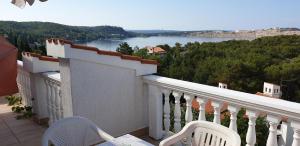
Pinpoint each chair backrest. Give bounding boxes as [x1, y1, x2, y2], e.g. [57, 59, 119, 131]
[160, 121, 241, 146]
[42, 116, 114, 146]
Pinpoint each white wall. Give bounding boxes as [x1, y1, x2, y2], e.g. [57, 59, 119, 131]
[68, 58, 148, 138]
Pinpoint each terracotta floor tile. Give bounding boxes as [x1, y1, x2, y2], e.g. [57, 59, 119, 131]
[0, 135, 19, 146]
[0, 97, 46, 146]
[16, 130, 44, 143]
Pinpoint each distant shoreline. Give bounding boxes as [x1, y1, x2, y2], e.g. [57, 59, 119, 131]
[132, 28, 300, 40]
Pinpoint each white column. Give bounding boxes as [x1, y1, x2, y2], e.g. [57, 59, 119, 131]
[196, 97, 207, 121]
[173, 91, 182, 133]
[291, 121, 300, 146]
[246, 110, 258, 146]
[211, 101, 222, 124]
[161, 88, 171, 137]
[266, 115, 280, 146]
[228, 105, 240, 132]
[148, 85, 164, 140]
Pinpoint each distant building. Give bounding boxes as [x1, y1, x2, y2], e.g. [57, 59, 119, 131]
[257, 82, 281, 98]
[218, 82, 227, 89]
[146, 46, 166, 55]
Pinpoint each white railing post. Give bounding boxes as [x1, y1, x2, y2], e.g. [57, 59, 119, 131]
[148, 84, 164, 140]
[161, 88, 171, 137]
[184, 94, 193, 145]
[184, 94, 193, 124]
[246, 110, 258, 146]
[173, 91, 182, 133]
[211, 101, 222, 124]
[266, 115, 280, 146]
[50, 82, 56, 123]
[228, 105, 240, 132]
[54, 85, 61, 120]
[58, 87, 63, 119]
[291, 121, 300, 146]
[196, 97, 207, 121]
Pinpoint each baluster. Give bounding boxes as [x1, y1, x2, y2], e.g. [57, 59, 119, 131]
[266, 115, 280, 146]
[52, 82, 58, 123]
[211, 101, 222, 124]
[59, 87, 63, 119]
[291, 121, 300, 146]
[161, 88, 171, 137]
[50, 81, 56, 124]
[173, 91, 182, 133]
[45, 80, 53, 125]
[246, 110, 258, 146]
[184, 94, 193, 124]
[196, 97, 207, 121]
[55, 85, 61, 120]
[228, 105, 240, 132]
[24, 76, 29, 105]
[184, 94, 193, 146]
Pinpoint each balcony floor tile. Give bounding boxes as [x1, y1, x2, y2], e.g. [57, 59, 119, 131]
[0, 97, 46, 146]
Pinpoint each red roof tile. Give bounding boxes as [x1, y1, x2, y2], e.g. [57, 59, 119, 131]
[22, 52, 59, 62]
[47, 38, 158, 65]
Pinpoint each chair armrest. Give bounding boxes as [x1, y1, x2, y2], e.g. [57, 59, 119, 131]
[96, 128, 114, 141]
[159, 121, 198, 146]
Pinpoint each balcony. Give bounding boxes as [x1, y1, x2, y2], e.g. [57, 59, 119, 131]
[2, 38, 300, 146]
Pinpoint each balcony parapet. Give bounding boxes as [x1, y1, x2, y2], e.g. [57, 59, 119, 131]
[21, 52, 59, 73]
[143, 75, 300, 145]
[46, 38, 157, 76]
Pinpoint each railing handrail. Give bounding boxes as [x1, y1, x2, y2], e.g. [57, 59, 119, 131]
[42, 72, 61, 84]
[143, 75, 300, 121]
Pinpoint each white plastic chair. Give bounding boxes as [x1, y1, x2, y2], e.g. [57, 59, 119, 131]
[159, 121, 241, 146]
[42, 116, 114, 146]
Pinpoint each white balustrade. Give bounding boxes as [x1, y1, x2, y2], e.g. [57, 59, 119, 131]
[17, 63, 32, 106]
[246, 110, 258, 146]
[196, 97, 207, 121]
[161, 88, 171, 137]
[211, 101, 222, 124]
[184, 94, 193, 145]
[173, 91, 182, 133]
[228, 105, 240, 132]
[184, 94, 193, 124]
[143, 75, 300, 145]
[266, 115, 280, 146]
[43, 75, 62, 125]
[291, 121, 300, 146]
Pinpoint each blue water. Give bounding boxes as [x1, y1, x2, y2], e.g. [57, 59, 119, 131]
[86, 36, 234, 51]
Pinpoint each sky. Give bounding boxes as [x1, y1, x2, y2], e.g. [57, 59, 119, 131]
[0, 0, 300, 30]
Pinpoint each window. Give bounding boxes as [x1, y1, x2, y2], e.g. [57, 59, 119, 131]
[223, 86, 226, 88]
[265, 87, 267, 92]
[269, 89, 271, 93]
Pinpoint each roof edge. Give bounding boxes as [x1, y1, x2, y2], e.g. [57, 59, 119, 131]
[47, 38, 158, 65]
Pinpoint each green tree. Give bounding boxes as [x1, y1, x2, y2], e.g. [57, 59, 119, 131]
[133, 48, 148, 58]
[116, 42, 133, 55]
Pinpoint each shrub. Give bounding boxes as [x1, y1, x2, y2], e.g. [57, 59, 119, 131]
[5, 95, 22, 106]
